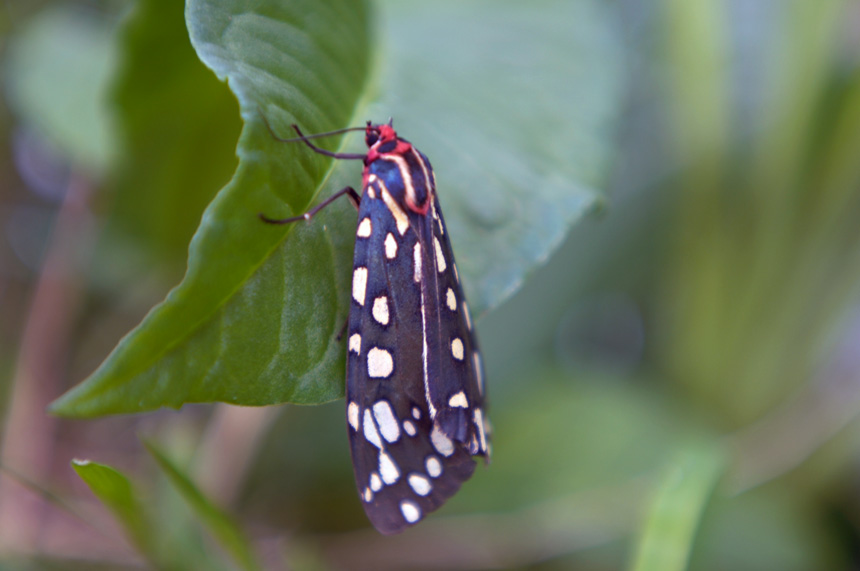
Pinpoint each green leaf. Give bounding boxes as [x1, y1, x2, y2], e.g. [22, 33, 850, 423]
[51, 0, 625, 417]
[51, 0, 371, 416]
[71, 459, 157, 563]
[5, 4, 119, 172]
[375, 0, 625, 312]
[99, 0, 243, 277]
[145, 442, 261, 571]
[629, 443, 726, 571]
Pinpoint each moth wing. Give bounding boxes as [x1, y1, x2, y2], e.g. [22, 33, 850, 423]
[345, 184, 478, 535]
[419, 197, 489, 457]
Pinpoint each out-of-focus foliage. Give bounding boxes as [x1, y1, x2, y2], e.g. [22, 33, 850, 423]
[144, 442, 261, 571]
[3, 0, 860, 569]
[101, 0, 243, 279]
[658, 0, 860, 427]
[4, 4, 118, 173]
[71, 459, 157, 561]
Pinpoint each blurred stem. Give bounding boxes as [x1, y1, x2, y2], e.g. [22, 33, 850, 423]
[722, 0, 846, 417]
[813, 69, 860, 222]
[194, 404, 277, 506]
[662, 0, 730, 172]
[0, 170, 96, 553]
[147, 442, 262, 571]
[628, 443, 725, 571]
[659, 0, 733, 413]
[748, 1, 845, 198]
[662, 0, 859, 424]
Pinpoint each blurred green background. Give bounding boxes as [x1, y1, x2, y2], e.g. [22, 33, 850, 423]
[2, 0, 860, 569]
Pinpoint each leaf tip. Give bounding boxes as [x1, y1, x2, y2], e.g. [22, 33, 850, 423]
[47, 389, 79, 417]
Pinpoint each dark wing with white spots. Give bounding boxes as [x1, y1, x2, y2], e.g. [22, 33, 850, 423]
[420, 196, 488, 456]
[344, 176, 487, 535]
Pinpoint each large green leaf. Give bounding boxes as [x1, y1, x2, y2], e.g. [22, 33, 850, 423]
[52, 0, 624, 416]
[51, 0, 371, 416]
[375, 0, 624, 310]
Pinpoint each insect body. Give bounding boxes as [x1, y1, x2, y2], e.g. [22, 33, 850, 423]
[262, 120, 489, 534]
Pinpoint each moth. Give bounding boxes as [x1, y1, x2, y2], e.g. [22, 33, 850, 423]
[261, 119, 489, 534]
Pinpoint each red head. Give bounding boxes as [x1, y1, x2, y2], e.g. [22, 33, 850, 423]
[364, 120, 412, 165]
[365, 120, 397, 148]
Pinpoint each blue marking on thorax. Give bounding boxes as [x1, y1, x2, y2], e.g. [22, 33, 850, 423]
[368, 159, 408, 203]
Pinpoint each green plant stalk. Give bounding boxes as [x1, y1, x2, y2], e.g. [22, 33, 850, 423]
[719, 0, 845, 388]
[145, 442, 262, 571]
[628, 444, 725, 571]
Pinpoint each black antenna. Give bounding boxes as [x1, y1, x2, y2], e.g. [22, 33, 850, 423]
[258, 110, 365, 143]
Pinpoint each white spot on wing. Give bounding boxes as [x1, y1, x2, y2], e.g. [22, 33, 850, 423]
[419, 288, 437, 419]
[474, 408, 488, 453]
[381, 186, 410, 235]
[385, 232, 398, 259]
[430, 424, 455, 457]
[451, 338, 465, 361]
[434, 237, 447, 273]
[412, 407, 421, 420]
[400, 500, 421, 524]
[367, 347, 393, 378]
[391, 152, 420, 209]
[446, 288, 456, 311]
[363, 487, 373, 502]
[379, 451, 400, 484]
[352, 267, 368, 305]
[425, 455, 442, 478]
[356, 217, 372, 238]
[453, 263, 460, 283]
[408, 473, 432, 496]
[403, 420, 416, 436]
[370, 472, 382, 492]
[349, 333, 361, 354]
[347, 401, 359, 431]
[413, 242, 422, 283]
[372, 296, 390, 325]
[448, 391, 468, 408]
[363, 409, 383, 449]
[373, 400, 400, 443]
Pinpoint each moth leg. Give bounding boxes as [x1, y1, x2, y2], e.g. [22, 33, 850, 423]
[259, 186, 361, 225]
